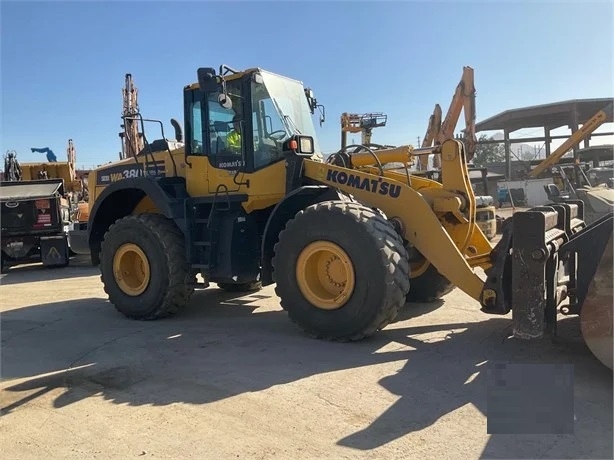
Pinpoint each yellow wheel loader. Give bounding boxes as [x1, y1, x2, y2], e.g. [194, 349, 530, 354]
[71, 65, 613, 368]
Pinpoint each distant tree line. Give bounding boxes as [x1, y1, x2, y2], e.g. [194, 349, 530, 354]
[472, 134, 505, 167]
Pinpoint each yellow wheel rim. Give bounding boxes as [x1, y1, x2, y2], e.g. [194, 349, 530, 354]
[410, 259, 429, 278]
[296, 241, 356, 310]
[113, 243, 151, 296]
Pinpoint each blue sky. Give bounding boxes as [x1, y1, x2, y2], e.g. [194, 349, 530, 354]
[2, 0, 613, 169]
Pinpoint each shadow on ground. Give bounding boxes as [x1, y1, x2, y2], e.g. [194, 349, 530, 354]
[0, 255, 96, 285]
[1, 285, 612, 459]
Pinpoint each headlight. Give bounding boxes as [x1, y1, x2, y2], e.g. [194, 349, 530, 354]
[299, 137, 314, 154]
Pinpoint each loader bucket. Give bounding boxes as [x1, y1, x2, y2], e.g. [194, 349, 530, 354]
[579, 235, 613, 370]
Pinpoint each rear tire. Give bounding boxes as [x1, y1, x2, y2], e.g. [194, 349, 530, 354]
[272, 200, 410, 341]
[100, 213, 195, 320]
[217, 281, 262, 292]
[406, 263, 454, 303]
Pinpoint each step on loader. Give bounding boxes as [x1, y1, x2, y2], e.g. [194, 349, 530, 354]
[70, 65, 614, 369]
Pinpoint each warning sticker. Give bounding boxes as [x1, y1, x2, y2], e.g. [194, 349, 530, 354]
[47, 246, 62, 260]
[38, 215, 51, 224]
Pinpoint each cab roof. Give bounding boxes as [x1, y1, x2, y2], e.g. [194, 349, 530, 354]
[184, 67, 304, 91]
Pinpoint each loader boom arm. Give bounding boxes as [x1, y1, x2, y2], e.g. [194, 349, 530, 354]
[304, 139, 492, 302]
[529, 102, 613, 178]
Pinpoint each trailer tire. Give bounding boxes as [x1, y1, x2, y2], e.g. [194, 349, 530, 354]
[100, 213, 195, 320]
[217, 281, 262, 292]
[272, 200, 410, 341]
[406, 263, 454, 303]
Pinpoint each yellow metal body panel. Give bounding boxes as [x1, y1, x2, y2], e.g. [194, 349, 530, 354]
[88, 149, 185, 208]
[89, 145, 287, 215]
[184, 156, 286, 213]
[132, 196, 162, 214]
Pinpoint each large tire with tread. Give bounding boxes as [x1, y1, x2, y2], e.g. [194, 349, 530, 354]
[217, 281, 262, 292]
[406, 263, 453, 303]
[100, 213, 195, 320]
[272, 200, 410, 341]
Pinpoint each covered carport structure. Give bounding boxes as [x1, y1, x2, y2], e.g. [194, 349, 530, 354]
[475, 98, 614, 178]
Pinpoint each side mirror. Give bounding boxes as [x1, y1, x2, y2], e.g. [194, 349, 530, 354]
[304, 87, 326, 126]
[218, 93, 233, 110]
[197, 67, 220, 93]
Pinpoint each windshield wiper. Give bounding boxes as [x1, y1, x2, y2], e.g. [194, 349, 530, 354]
[271, 98, 302, 136]
[283, 114, 302, 135]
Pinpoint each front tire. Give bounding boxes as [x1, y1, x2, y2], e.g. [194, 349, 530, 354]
[272, 201, 410, 341]
[100, 213, 195, 320]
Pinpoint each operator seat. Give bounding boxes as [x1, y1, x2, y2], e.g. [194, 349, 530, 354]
[544, 183, 570, 202]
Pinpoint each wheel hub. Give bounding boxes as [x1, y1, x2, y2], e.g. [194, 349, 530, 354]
[113, 243, 151, 296]
[296, 241, 356, 310]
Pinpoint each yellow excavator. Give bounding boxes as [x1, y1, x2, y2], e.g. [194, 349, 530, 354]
[70, 65, 613, 369]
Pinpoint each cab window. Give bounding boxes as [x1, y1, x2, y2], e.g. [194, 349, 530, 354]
[207, 80, 246, 171]
[251, 82, 287, 170]
[208, 98, 243, 157]
[190, 99, 204, 154]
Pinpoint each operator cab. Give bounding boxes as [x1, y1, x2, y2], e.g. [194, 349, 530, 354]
[183, 66, 321, 175]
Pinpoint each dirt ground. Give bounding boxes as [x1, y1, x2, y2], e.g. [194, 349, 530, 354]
[1, 256, 612, 459]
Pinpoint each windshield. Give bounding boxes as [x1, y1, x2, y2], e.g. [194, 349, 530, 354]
[252, 70, 321, 153]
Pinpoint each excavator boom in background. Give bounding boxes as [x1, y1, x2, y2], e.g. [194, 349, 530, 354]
[529, 102, 613, 178]
[420, 66, 477, 169]
[535, 102, 614, 225]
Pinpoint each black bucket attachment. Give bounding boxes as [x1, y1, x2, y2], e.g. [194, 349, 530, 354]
[480, 200, 613, 342]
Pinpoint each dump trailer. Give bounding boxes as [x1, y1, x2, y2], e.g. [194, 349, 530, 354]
[1, 179, 72, 271]
[76, 65, 613, 369]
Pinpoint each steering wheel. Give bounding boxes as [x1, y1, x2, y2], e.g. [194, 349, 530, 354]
[267, 130, 287, 141]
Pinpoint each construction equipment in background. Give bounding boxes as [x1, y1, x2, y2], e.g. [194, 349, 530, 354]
[586, 165, 614, 187]
[119, 73, 144, 161]
[419, 166, 497, 241]
[416, 104, 442, 170]
[30, 146, 58, 162]
[1, 140, 90, 270]
[3, 150, 22, 181]
[544, 163, 613, 225]
[528, 102, 613, 179]
[529, 102, 614, 225]
[419, 66, 477, 169]
[1, 177, 73, 272]
[70, 65, 613, 370]
[469, 167, 497, 240]
[340, 112, 388, 149]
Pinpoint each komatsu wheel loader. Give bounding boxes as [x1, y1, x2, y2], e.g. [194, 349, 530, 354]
[72, 65, 613, 369]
